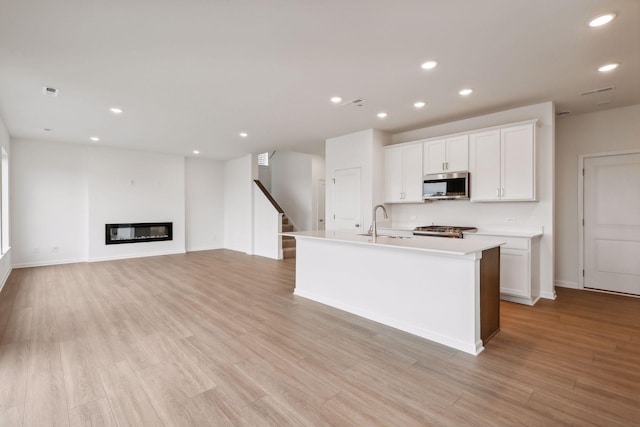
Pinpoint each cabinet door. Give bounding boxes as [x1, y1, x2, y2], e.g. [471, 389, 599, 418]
[403, 143, 424, 202]
[500, 248, 530, 297]
[501, 124, 535, 201]
[423, 139, 446, 174]
[469, 130, 501, 201]
[445, 135, 469, 172]
[384, 146, 404, 202]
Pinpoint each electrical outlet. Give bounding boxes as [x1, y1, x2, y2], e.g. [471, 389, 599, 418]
[506, 217, 516, 223]
[52, 246, 60, 253]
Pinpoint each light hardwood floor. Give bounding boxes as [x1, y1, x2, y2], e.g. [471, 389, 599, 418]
[0, 249, 639, 426]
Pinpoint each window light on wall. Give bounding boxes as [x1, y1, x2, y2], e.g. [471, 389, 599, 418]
[258, 152, 269, 166]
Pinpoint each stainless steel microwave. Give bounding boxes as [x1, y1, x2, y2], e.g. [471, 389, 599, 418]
[423, 172, 470, 200]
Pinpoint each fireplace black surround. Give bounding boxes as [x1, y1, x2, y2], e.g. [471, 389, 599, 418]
[105, 222, 173, 245]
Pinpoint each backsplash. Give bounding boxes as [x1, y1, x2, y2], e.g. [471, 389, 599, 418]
[390, 199, 547, 230]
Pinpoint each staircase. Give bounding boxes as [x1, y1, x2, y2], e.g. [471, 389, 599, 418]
[282, 215, 296, 259]
[253, 180, 296, 260]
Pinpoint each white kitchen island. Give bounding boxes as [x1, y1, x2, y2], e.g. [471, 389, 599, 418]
[282, 231, 504, 355]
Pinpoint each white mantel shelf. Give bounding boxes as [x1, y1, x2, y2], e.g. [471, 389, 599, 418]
[282, 231, 503, 355]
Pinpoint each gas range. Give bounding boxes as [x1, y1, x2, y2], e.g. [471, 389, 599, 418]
[413, 225, 478, 239]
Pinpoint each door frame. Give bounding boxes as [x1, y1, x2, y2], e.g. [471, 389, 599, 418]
[578, 149, 640, 289]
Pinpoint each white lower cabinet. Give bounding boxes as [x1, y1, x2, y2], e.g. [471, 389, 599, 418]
[465, 233, 541, 305]
[500, 249, 529, 298]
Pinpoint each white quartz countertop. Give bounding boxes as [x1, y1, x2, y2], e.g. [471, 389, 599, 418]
[465, 228, 543, 238]
[281, 230, 505, 256]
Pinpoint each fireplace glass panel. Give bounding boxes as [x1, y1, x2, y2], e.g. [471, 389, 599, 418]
[106, 222, 173, 245]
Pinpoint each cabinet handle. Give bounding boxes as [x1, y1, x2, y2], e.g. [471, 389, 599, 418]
[445, 162, 449, 170]
[501, 188, 504, 197]
[442, 162, 445, 171]
[496, 188, 500, 197]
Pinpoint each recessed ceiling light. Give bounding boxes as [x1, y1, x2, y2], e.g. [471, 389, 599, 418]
[192, 150, 200, 154]
[90, 136, 100, 142]
[589, 13, 616, 27]
[109, 107, 123, 114]
[414, 101, 426, 109]
[598, 63, 620, 72]
[459, 88, 474, 96]
[239, 132, 248, 138]
[377, 112, 388, 119]
[421, 61, 438, 70]
[330, 96, 342, 104]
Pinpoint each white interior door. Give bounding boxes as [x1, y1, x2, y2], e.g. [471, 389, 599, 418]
[584, 153, 640, 295]
[333, 168, 361, 232]
[317, 179, 326, 230]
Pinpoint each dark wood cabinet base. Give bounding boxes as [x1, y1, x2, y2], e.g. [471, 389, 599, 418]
[480, 246, 501, 344]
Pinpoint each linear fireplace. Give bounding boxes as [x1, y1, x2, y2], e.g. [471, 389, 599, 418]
[105, 222, 173, 245]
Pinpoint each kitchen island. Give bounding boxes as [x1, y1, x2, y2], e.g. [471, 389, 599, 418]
[282, 230, 504, 355]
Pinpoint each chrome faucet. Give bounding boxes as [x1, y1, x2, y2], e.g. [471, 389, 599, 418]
[372, 204, 388, 238]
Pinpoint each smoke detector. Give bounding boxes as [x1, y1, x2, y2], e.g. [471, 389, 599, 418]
[42, 86, 59, 97]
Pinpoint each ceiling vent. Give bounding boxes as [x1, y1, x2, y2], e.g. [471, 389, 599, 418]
[579, 86, 615, 96]
[42, 86, 59, 97]
[342, 97, 365, 107]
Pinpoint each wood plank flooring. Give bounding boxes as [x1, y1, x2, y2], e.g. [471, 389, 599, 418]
[0, 249, 639, 426]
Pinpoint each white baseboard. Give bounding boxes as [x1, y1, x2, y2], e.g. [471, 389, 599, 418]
[0, 265, 12, 294]
[13, 258, 87, 269]
[185, 246, 223, 253]
[555, 280, 580, 289]
[540, 289, 558, 300]
[294, 289, 483, 356]
[88, 250, 186, 263]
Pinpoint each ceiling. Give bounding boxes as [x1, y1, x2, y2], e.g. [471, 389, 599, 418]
[0, 0, 638, 160]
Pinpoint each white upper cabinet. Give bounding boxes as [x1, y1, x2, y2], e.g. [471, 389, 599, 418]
[501, 124, 535, 201]
[469, 130, 502, 201]
[423, 134, 469, 174]
[384, 143, 423, 203]
[469, 122, 536, 202]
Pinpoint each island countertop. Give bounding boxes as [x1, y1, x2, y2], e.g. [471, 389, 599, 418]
[281, 230, 505, 256]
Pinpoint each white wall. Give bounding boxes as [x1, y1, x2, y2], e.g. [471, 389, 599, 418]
[87, 146, 185, 261]
[555, 104, 640, 288]
[0, 118, 12, 289]
[11, 139, 89, 267]
[252, 183, 282, 259]
[258, 165, 271, 193]
[391, 102, 555, 299]
[223, 154, 257, 253]
[12, 139, 189, 266]
[271, 151, 312, 231]
[326, 129, 389, 232]
[185, 158, 225, 252]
